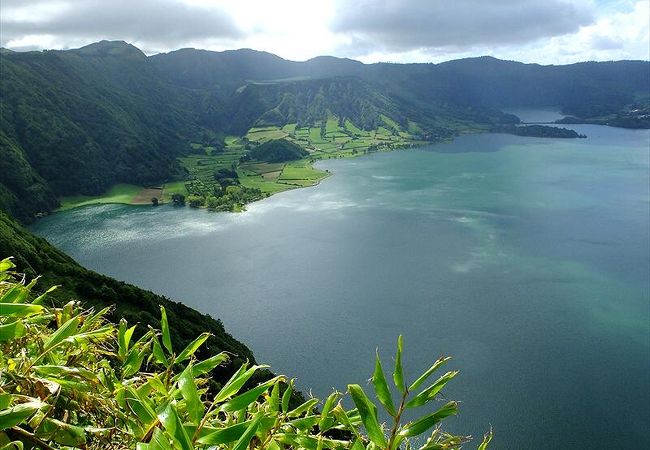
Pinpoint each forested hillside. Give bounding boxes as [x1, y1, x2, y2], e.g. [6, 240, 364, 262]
[1, 40, 648, 221]
[0, 41, 198, 221]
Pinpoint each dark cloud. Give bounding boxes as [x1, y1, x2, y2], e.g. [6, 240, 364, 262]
[331, 0, 595, 54]
[1, 0, 241, 51]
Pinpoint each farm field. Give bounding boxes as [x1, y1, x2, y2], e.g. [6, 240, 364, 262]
[57, 115, 424, 211]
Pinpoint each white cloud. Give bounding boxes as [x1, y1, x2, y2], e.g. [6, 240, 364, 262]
[0, 0, 647, 63]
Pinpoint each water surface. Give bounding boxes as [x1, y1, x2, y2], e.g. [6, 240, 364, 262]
[31, 125, 650, 449]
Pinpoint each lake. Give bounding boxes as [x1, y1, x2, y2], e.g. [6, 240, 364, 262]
[31, 124, 650, 449]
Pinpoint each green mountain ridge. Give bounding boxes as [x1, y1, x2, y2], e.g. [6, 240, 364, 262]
[1, 40, 648, 222]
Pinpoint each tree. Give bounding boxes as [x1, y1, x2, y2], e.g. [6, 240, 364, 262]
[171, 193, 185, 206]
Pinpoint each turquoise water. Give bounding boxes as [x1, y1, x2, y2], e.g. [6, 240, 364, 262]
[31, 125, 649, 448]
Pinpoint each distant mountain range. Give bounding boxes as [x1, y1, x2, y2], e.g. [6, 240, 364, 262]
[1, 40, 648, 221]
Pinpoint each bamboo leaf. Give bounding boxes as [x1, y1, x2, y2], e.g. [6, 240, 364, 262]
[178, 364, 203, 424]
[0, 401, 44, 430]
[174, 332, 210, 365]
[213, 363, 267, 403]
[393, 335, 406, 394]
[32, 285, 58, 306]
[160, 306, 173, 354]
[478, 427, 493, 450]
[152, 335, 169, 366]
[399, 401, 458, 437]
[0, 320, 25, 342]
[196, 420, 252, 445]
[408, 356, 452, 392]
[347, 384, 387, 448]
[150, 428, 174, 450]
[0, 303, 43, 318]
[406, 372, 458, 409]
[287, 398, 319, 418]
[192, 352, 228, 377]
[118, 319, 136, 360]
[221, 376, 282, 412]
[372, 350, 396, 417]
[0, 258, 15, 272]
[35, 417, 86, 447]
[319, 392, 340, 432]
[158, 402, 193, 450]
[282, 379, 294, 413]
[43, 316, 80, 352]
[232, 413, 262, 450]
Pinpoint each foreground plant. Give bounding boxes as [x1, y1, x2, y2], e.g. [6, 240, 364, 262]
[0, 257, 491, 449]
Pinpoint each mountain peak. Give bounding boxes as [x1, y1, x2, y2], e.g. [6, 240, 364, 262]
[74, 40, 145, 58]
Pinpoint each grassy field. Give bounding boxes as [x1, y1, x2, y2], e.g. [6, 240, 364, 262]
[58, 184, 145, 210]
[57, 115, 425, 211]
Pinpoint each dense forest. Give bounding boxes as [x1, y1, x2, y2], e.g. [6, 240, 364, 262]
[1, 41, 648, 222]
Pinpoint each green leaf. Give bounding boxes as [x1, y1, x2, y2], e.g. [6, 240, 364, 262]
[35, 418, 86, 447]
[287, 415, 319, 430]
[408, 356, 452, 392]
[33, 365, 97, 381]
[196, 420, 252, 445]
[0, 258, 15, 273]
[118, 320, 136, 360]
[372, 350, 396, 417]
[287, 398, 319, 418]
[149, 428, 174, 450]
[282, 379, 294, 413]
[43, 316, 80, 352]
[213, 363, 267, 403]
[232, 413, 263, 450]
[406, 371, 458, 409]
[122, 347, 148, 379]
[347, 384, 387, 448]
[393, 335, 406, 394]
[178, 364, 203, 424]
[269, 380, 281, 412]
[0, 303, 43, 318]
[478, 427, 493, 450]
[0, 394, 11, 410]
[174, 332, 210, 365]
[64, 325, 113, 343]
[158, 402, 193, 450]
[0, 440, 23, 450]
[0, 401, 44, 430]
[319, 392, 340, 432]
[151, 335, 169, 366]
[0, 286, 25, 304]
[160, 306, 173, 354]
[221, 376, 282, 412]
[125, 387, 157, 426]
[399, 401, 458, 437]
[0, 320, 25, 342]
[276, 433, 348, 450]
[32, 286, 58, 306]
[192, 352, 228, 377]
[331, 404, 360, 437]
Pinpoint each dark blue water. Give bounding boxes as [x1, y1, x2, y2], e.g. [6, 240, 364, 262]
[31, 125, 650, 449]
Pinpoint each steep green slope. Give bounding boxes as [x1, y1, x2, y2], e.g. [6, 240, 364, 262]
[0, 41, 198, 221]
[0, 211, 254, 378]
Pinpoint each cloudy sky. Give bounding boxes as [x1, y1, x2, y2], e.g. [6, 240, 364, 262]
[1, 0, 648, 64]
